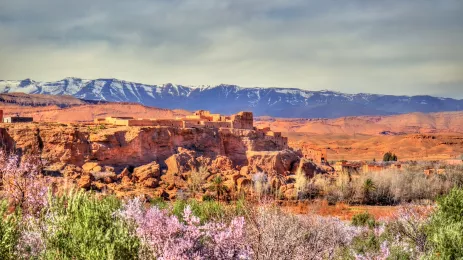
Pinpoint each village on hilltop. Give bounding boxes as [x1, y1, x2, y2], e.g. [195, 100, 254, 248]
[1, 108, 460, 175]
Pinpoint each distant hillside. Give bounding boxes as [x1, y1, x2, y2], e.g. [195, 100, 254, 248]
[0, 100, 190, 123]
[255, 112, 463, 135]
[0, 92, 102, 107]
[1, 78, 462, 118]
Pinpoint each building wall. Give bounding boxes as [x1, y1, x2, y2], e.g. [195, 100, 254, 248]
[113, 119, 131, 126]
[302, 146, 327, 163]
[99, 111, 254, 129]
[183, 120, 205, 128]
[445, 159, 463, 165]
[155, 120, 183, 127]
[3, 117, 33, 123]
[363, 164, 387, 173]
[127, 119, 157, 126]
[204, 121, 232, 128]
[0, 110, 3, 123]
[230, 111, 253, 130]
[94, 118, 106, 124]
[264, 135, 288, 148]
[105, 117, 134, 125]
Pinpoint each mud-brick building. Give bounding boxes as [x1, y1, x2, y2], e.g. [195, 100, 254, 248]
[301, 145, 328, 164]
[1, 110, 33, 123]
[3, 116, 34, 123]
[95, 110, 256, 130]
[230, 112, 253, 129]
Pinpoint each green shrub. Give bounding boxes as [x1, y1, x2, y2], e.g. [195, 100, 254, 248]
[42, 190, 140, 259]
[351, 231, 380, 256]
[383, 152, 398, 162]
[0, 201, 21, 260]
[387, 246, 412, 260]
[202, 194, 215, 201]
[150, 197, 168, 209]
[171, 199, 227, 223]
[427, 188, 463, 259]
[351, 212, 376, 228]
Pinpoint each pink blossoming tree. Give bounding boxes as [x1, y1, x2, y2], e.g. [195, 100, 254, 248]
[117, 197, 251, 259]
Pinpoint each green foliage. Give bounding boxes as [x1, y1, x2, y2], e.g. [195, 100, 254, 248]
[233, 198, 248, 217]
[43, 190, 140, 259]
[362, 178, 376, 204]
[351, 212, 376, 228]
[427, 188, 463, 259]
[171, 199, 227, 223]
[209, 175, 227, 201]
[0, 201, 21, 260]
[149, 197, 168, 209]
[201, 194, 215, 201]
[86, 124, 106, 133]
[383, 152, 398, 162]
[387, 246, 412, 260]
[351, 231, 381, 256]
[187, 167, 208, 196]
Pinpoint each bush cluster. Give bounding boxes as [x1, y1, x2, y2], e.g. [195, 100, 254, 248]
[295, 167, 463, 205]
[383, 152, 398, 162]
[1, 151, 463, 259]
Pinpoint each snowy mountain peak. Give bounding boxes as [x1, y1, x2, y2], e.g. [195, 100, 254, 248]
[0, 78, 461, 118]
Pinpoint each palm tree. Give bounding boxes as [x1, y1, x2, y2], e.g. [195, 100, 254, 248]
[210, 175, 227, 201]
[363, 178, 376, 204]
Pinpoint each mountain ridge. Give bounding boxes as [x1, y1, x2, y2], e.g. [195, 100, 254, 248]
[1, 77, 462, 118]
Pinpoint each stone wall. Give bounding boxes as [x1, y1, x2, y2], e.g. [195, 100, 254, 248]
[302, 146, 327, 164]
[230, 112, 253, 130]
[96, 110, 254, 130]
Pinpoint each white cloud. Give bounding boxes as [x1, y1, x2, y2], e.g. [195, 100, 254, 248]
[0, 0, 462, 98]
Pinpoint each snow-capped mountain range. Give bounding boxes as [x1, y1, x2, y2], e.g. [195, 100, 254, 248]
[1, 78, 462, 118]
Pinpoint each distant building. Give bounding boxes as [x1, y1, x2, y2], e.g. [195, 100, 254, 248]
[301, 145, 327, 164]
[94, 110, 254, 130]
[362, 162, 402, 173]
[93, 110, 288, 148]
[334, 161, 362, 174]
[424, 168, 446, 176]
[444, 159, 463, 166]
[3, 116, 33, 123]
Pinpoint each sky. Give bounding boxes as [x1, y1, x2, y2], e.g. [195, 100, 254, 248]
[0, 0, 462, 98]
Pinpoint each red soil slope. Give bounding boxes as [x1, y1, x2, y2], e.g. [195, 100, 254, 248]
[0, 103, 190, 123]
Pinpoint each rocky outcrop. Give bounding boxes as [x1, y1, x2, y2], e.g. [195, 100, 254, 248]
[164, 148, 199, 175]
[78, 174, 94, 190]
[132, 161, 161, 182]
[295, 159, 335, 178]
[0, 123, 331, 199]
[245, 150, 300, 176]
[0, 124, 288, 168]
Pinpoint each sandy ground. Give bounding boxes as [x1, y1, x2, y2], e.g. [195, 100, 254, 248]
[286, 132, 463, 161]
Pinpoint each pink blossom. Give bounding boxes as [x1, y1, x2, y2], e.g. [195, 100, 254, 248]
[0, 151, 49, 215]
[117, 198, 251, 259]
[16, 216, 46, 258]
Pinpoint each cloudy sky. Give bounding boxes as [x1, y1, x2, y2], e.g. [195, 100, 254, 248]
[0, 0, 462, 98]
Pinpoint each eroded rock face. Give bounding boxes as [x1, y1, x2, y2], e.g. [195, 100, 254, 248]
[164, 148, 199, 175]
[246, 149, 300, 176]
[132, 161, 161, 182]
[0, 123, 331, 199]
[295, 159, 335, 178]
[78, 174, 94, 190]
[0, 124, 288, 168]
